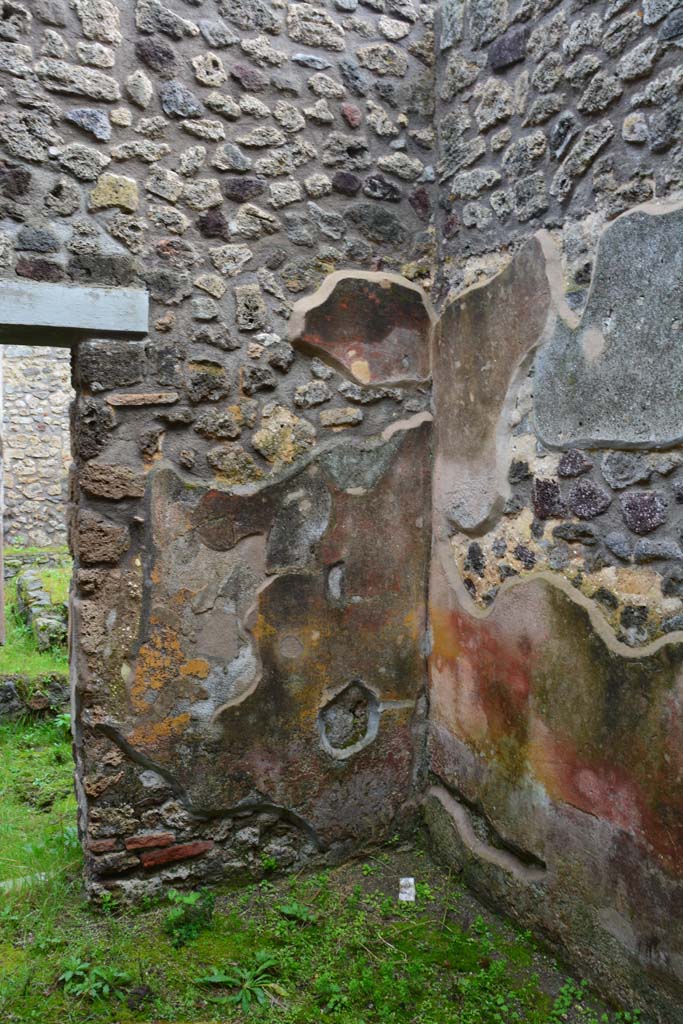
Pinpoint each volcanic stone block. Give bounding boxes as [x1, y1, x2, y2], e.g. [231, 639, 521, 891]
[601, 452, 652, 490]
[566, 480, 611, 519]
[488, 25, 530, 70]
[187, 360, 230, 403]
[289, 271, 432, 385]
[76, 510, 129, 565]
[535, 201, 683, 449]
[79, 463, 146, 500]
[532, 478, 565, 520]
[557, 450, 592, 478]
[77, 339, 145, 390]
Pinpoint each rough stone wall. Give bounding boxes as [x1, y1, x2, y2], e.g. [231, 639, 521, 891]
[1, 345, 72, 547]
[434, 0, 683, 302]
[428, 2, 683, 1020]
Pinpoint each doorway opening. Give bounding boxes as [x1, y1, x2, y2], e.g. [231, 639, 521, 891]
[0, 278, 148, 892]
[0, 343, 74, 890]
[0, 342, 72, 668]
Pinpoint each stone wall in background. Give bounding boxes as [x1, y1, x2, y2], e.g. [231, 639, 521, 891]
[1, 345, 72, 547]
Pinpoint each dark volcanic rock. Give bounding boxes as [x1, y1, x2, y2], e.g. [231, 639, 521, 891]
[231, 62, 269, 92]
[464, 542, 486, 577]
[16, 258, 64, 282]
[620, 491, 667, 535]
[135, 35, 177, 74]
[633, 538, 683, 563]
[605, 531, 632, 560]
[488, 25, 530, 71]
[532, 478, 565, 519]
[241, 365, 278, 395]
[557, 449, 593, 478]
[409, 185, 431, 220]
[339, 58, 370, 96]
[346, 203, 407, 245]
[552, 522, 598, 545]
[660, 7, 683, 40]
[159, 80, 202, 118]
[15, 226, 59, 252]
[508, 460, 532, 484]
[362, 174, 402, 202]
[0, 161, 31, 198]
[222, 176, 267, 202]
[197, 209, 230, 240]
[514, 544, 536, 569]
[567, 480, 611, 519]
[332, 171, 362, 195]
[188, 361, 230, 403]
[601, 452, 652, 490]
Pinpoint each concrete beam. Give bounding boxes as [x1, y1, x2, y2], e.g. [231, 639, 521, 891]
[0, 280, 149, 346]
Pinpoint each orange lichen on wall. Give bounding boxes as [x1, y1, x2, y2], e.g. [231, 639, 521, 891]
[128, 713, 191, 749]
[179, 658, 210, 679]
[130, 624, 186, 713]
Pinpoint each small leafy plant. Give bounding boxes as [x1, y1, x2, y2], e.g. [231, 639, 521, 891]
[277, 899, 317, 925]
[164, 887, 215, 947]
[195, 951, 286, 1012]
[98, 891, 118, 917]
[260, 852, 278, 873]
[58, 959, 131, 1002]
[314, 972, 349, 1011]
[416, 881, 435, 902]
[54, 712, 71, 736]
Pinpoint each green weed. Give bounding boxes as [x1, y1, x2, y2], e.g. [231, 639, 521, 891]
[0, 577, 68, 678]
[260, 852, 278, 873]
[0, 718, 78, 884]
[195, 950, 285, 1013]
[58, 958, 132, 1003]
[164, 887, 215, 947]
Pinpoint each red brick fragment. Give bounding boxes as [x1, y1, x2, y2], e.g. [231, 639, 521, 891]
[89, 838, 117, 854]
[139, 840, 214, 868]
[125, 831, 175, 851]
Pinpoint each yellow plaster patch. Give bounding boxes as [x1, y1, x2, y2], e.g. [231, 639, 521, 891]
[350, 358, 371, 383]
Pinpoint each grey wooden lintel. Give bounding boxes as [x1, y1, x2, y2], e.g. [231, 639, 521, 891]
[0, 280, 149, 347]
